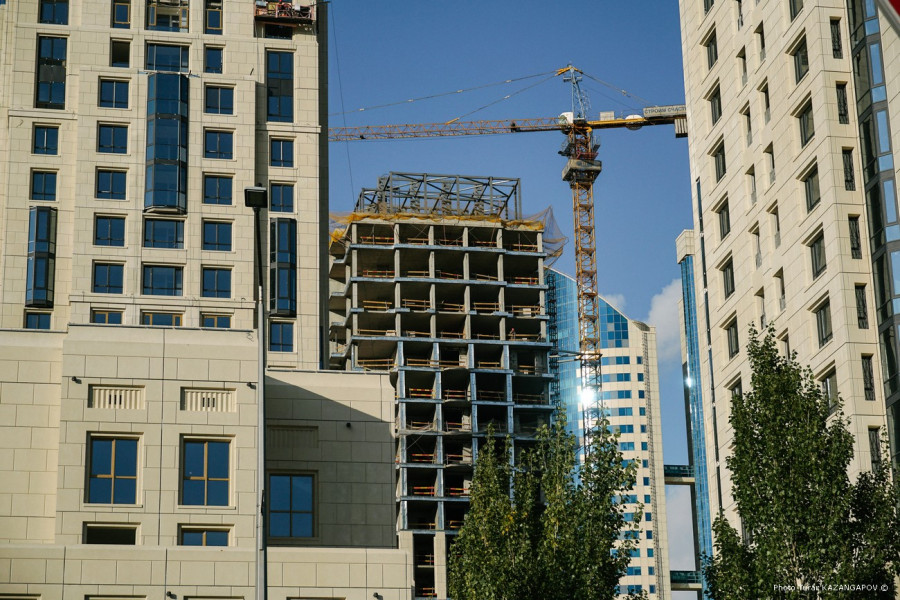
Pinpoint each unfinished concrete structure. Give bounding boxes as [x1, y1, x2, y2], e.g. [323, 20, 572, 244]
[329, 172, 557, 598]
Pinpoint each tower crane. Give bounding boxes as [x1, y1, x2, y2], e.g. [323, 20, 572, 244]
[329, 65, 687, 453]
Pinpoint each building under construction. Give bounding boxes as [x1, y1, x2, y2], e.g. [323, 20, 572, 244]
[328, 172, 562, 598]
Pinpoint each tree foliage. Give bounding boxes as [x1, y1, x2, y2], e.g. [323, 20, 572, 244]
[448, 417, 647, 600]
[704, 327, 900, 599]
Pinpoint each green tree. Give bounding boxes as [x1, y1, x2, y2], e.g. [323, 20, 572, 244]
[448, 417, 646, 600]
[704, 327, 900, 599]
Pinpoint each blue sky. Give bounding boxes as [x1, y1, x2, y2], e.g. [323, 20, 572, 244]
[327, 0, 698, 575]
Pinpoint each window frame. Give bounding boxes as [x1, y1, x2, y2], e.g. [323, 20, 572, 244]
[270, 138, 295, 168]
[98, 78, 130, 109]
[96, 169, 127, 200]
[142, 264, 184, 296]
[180, 526, 229, 546]
[92, 262, 125, 294]
[810, 231, 826, 278]
[798, 100, 814, 147]
[792, 37, 809, 83]
[268, 472, 315, 539]
[92, 309, 123, 324]
[270, 183, 294, 212]
[204, 129, 234, 159]
[269, 321, 294, 352]
[143, 218, 184, 249]
[803, 165, 820, 211]
[814, 299, 833, 347]
[142, 311, 182, 326]
[202, 220, 232, 251]
[726, 319, 739, 358]
[86, 435, 139, 505]
[201, 313, 231, 328]
[203, 175, 233, 205]
[97, 123, 128, 154]
[722, 258, 735, 298]
[31, 170, 58, 201]
[181, 438, 230, 507]
[94, 215, 126, 247]
[24, 311, 51, 330]
[204, 85, 234, 115]
[201, 267, 231, 299]
[204, 46, 223, 74]
[33, 125, 59, 155]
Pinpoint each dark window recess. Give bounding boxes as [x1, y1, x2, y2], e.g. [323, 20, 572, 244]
[111, 40, 130, 67]
[706, 31, 718, 69]
[93, 263, 124, 294]
[144, 219, 184, 249]
[203, 176, 232, 205]
[84, 526, 136, 545]
[266, 51, 293, 122]
[25, 312, 51, 330]
[143, 265, 183, 296]
[201, 314, 231, 328]
[713, 143, 726, 181]
[205, 0, 222, 34]
[182, 439, 229, 506]
[40, 0, 68, 25]
[863, 356, 876, 401]
[26, 207, 57, 308]
[837, 84, 849, 124]
[270, 184, 293, 212]
[181, 528, 228, 546]
[870, 427, 882, 467]
[831, 19, 843, 59]
[794, 38, 809, 82]
[799, 102, 814, 146]
[264, 24, 293, 39]
[816, 301, 833, 346]
[270, 321, 293, 352]
[35, 36, 67, 110]
[87, 437, 137, 503]
[811, 233, 826, 278]
[95, 216, 125, 246]
[32, 171, 57, 201]
[727, 320, 739, 358]
[843, 148, 856, 191]
[204, 86, 233, 115]
[850, 217, 862, 259]
[33, 126, 59, 155]
[92, 310, 122, 324]
[822, 370, 838, 413]
[856, 284, 869, 328]
[270, 218, 297, 316]
[718, 201, 730, 239]
[723, 260, 735, 298]
[789, 0, 803, 20]
[204, 47, 223, 74]
[804, 167, 820, 211]
[145, 73, 189, 213]
[710, 87, 722, 125]
[98, 124, 127, 153]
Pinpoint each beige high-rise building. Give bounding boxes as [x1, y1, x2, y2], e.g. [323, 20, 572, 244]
[677, 0, 899, 556]
[0, 2, 414, 599]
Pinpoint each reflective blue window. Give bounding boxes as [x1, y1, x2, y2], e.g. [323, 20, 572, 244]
[25, 312, 51, 329]
[88, 437, 137, 504]
[205, 86, 233, 115]
[639, 407, 646, 416]
[97, 170, 126, 200]
[205, 0, 222, 34]
[111, 0, 130, 27]
[270, 183, 293, 212]
[202, 221, 232, 251]
[93, 263, 124, 294]
[33, 126, 58, 154]
[182, 440, 229, 506]
[266, 51, 293, 122]
[39, 0, 68, 24]
[26, 207, 57, 308]
[36, 36, 67, 109]
[181, 528, 228, 546]
[146, 44, 189, 72]
[204, 130, 233, 159]
[619, 442, 635, 451]
[201, 314, 230, 328]
[204, 46, 223, 73]
[202, 268, 231, 298]
[270, 139, 294, 167]
[270, 321, 293, 352]
[91, 310, 122, 324]
[144, 219, 183, 248]
[95, 216, 125, 246]
[142, 312, 182, 326]
[142, 265, 183, 296]
[99, 79, 129, 108]
[203, 175, 232, 205]
[31, 171, 57, 200]
[269, 218, 297, 315]
[98, 124, 128, 153]
[269, 474, 313, 537]
[626, 567, 642, 576]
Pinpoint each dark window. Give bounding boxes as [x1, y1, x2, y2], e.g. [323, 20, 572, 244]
[822, 370, 838, 413]
[84, 526, 136, 545]
[264, 24, 292, 39]
[270, 139, 294, 167]
[205, 0, 222, 34]
[831, 19, 842, 59]
[757, 26, 766, 61]
[40, 0, 68, 23]
[799, 101, 814, 146]
[705, 31, 718, 69]
[88, 437, 137, 503]
[704, 0, 714, 12]
[143, 265, 183, 296]
[723, 259, 735, 298]
[804, 166, 820, 211]
[270, 321, 293, 352]
[144, 219, 183, 248]
[270, 218, 297, 316]
[204, 46, 223, 74]
[203, 175, 232, 205]
[836, 84, 849, 124]
[95, 216, 125, 246]
[146, 44, 189, 72]
[269, 474, 313, 538]
[204, 86, 233, 115]
[793, 38, 809, 83]
[849, 216, 862, 259]
[111, 0, 130, 28]
[99, 79, 129, 108]
[25, 312, 51, 330]
[718, 201, 730, 239]
[266, 51, 293, 122]
[202, 221, 232, 251]
[110, 40, 130, 67]
[35, 36, 67, 110]
[201, 314, 230, 328]
[270, 183, 293, 212]
[96, 170, 126, 199]
[713, 142, 726, 181]
[181, 528, 228, 546]
[142, 312, 182, 326]
[843, 148, 856, 191]
[33, 125, 58, 154]
[815, 300, 833, 346]
[93, 263, 124, 294]
[92, 310, 122, 324]
[26, 207, 57, 308]
[789, 0, 803, 20]
[31, 171, 57, 201]
[709, 87, 722, 125]
[810, 232, 826, 278]
[726, 320, 739, 358]
[856, 284, 869, 327]
[863, 356, 876, 401]
[182, 439, 229, 506]
[870, 427, 881, 467]
[202, 268, 231, 298]
[98, 124, 127, 153]
[204, 130, 233, 159]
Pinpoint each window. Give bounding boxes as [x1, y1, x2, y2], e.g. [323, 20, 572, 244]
[264, 24, 293, 39]
[765, 145, 775, 184]
[705, 31, 718, 69]
[726, 319, 739, 358]
[761, 83, 771, 123]
[821, 369, 838, 413]
[142, 312, 182, 326]
[753, 228, 762, 267]
[112, 0, 130, 27]
[704, 0, 714, 13]
[146, 43, 189, 72]
[110, 40, 130, 67]
[26, 207, 57, 308]
[730, 379, 743, 399]
[270, 218, 297, 316]
[84, 525, 136, 545]
[35, 36, 67, 109]
[96, 170, 126, 200]
[92, 310, 122, 324]
[33, 125, 58, 154]
[202, 221, 232, 251]
[793, 38, 809, 83]
[93, 263, 124, 294]
[810, 232, 826, 278]
[203, 175, 232, 205]
[843, 149, 856, 191]
[270, 139, 294, 167]
[708, 86, 722, 125]
[862, 355, 876, 401]
[40, 0, 68, 23]
[204, 0, 222, 34]
[182, 439, 229, 506]
[717, 200, 730, 239]
[143, 265, 183, 296]
[31, 171, 57, 201]
[99, 79, 129, 109]
[95, 216, 125, 246]
[98, 124, 127, 153]
[831, 19, 843, 59]
[270, 321, 293, 352]
[266, 51, 293, 122]
[789, 0, 803, 20]
[271, 183, 294, 212]
[738, 47, 747, 85]
[815, 300, 833, 346]
[837, 84, 849, 124]
[850, 217, 862, 259]
[776, 271, 786, 311]
[798, 101, 814, 146]
[202, 268, 231, 298]
[743, 106, 752, 145]
[181, 527, 228, 546]
[713, 142, 726, 181]
[870, 427, 882, 468]
[771, 204, 782, 247]
[204, 130, 233, 159]
[25, 312, 51, 330]
[143, 219, 183, 249]
[269, 474, 314, 538]
[748, 168, 757, 204]
[201, 314, 230, 328]
[736, 0, 743, 27]
[804, 166, 820, 211]
[722, 259, 735, 298]
[205, 86, 233, 115]
[88, 437, 137, 503]
[147, 0, 189, 32]
[757, 25, 766, 61]
[856, 284, 868, 328]
[204, 46, 223, 74]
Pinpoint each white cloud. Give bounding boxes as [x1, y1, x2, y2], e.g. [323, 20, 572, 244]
[666, 485, 698, 571]
[644, 278, 682, 367]
[600, 292, 627, 313]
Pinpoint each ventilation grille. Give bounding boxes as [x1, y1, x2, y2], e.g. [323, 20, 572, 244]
[182, 389, 235, 412]
[267, 426, 318, 459]
[90, 386, 145, 410]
